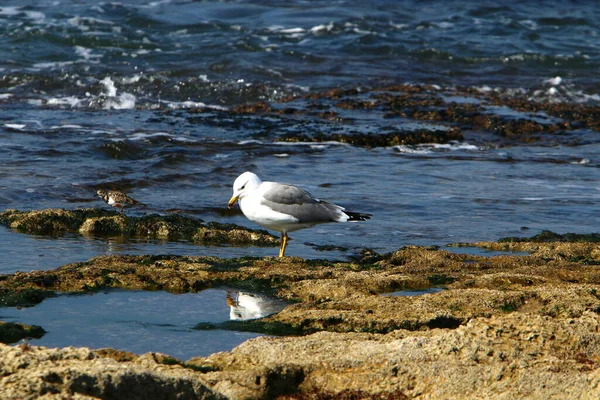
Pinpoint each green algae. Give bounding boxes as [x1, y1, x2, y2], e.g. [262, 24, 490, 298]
[193, 320, 302, 336]
[0, 321, 46, 344]
[0, 208, 278, 246]
[0, 288, 56, 307]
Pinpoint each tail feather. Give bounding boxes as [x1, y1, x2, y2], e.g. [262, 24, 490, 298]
[345, 211, 372, 222]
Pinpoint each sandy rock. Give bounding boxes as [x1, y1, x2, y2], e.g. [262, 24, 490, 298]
[0, 344, 220, 399]
[190, 312, 600, 399]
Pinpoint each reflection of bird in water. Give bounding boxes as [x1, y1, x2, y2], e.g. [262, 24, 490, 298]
[226, 290, 286, 321]
[97, 189, 145, 214]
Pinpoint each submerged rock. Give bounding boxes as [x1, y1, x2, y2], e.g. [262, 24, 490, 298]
[214, 83, 600, 148]
[0, 208, 111, 235]
[0, 208, 278, 246]
[278, 127, 464, 148]
[0, 322, 45, 344]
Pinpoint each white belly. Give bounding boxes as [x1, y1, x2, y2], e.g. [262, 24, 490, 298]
[239, 195, 307, 233]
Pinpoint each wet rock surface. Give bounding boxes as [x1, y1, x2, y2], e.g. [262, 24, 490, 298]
[0, 322, 45, 344]
[0, 208, 278, 246]
[1, 235, 600, 397]
[190, 83, 600, 148]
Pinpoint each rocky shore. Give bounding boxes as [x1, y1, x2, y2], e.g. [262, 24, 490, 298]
[1, 211, 600, 398]
[2, 76, 600, 397]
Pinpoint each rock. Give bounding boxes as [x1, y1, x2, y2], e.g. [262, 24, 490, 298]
[1, 240, 600, 397]
[0, 322, 45, 344]
[0, 208, 278, 246]
[277, 128, 464, 148]
[189, 311, 600, 399]
[0, 344, 221, 399]
[2, 312, 599, 398]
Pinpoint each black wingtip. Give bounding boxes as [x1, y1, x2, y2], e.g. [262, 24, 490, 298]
[345, 211, 372, 222]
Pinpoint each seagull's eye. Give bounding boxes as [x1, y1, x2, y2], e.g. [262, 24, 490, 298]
[240, 184, 246, 190]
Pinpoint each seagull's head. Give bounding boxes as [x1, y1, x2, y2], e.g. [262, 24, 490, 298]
[228, 171, 262, 208]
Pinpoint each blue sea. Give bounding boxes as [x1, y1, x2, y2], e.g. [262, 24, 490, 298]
[1, 0, 599, 358]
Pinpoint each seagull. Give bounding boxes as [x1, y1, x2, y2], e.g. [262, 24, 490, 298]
[97, 189, 145, 214]
[228, 171, 371, 257]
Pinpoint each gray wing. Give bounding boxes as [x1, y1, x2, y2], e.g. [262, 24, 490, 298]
[261, 184, 346, 223]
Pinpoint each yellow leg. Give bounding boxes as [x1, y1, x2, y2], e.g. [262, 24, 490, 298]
[278, 232, 289, 258]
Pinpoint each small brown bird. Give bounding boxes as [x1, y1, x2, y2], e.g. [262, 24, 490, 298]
[97, 189, 145, 214]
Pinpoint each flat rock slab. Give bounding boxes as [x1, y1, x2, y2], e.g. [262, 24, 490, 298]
[1, 312, 599, 399]
[1, 238, 600, 398]
[0, 208, 278, 246]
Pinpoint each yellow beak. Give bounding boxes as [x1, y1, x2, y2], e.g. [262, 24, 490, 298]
[228, 195, 239, 209]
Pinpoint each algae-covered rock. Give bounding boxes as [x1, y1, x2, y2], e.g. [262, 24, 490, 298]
[0, 208, 111, 235]
[0, 238, 600, 398]
[79, 215, 131, 236]
[2, 242, 600, 334]
[1, 208, 278, 246]
[0, 288, 56, 307]
[499, 229, 600, 243]
[278, 127, 464, 148]
[0, 321, 45, 344]
[193, 222, 279, 246]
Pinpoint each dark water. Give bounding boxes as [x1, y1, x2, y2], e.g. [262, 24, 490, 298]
[1, 1, 600, 356]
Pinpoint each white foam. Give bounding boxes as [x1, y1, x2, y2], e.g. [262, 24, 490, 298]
[46, 97, 84, 107]
[519, 20, 538, 30]
[571, 158, 590, 165]
[310, 22, 334, 33]
[238, 140, 263, 145]
[74, 46, 100, 61]
[21, 10, 45, 23]
[49, 124, 83, 129]
[394, 145, 432, 154]
[543, 76, 562, 86]
[68, 16, 114, 27]
[278, 27, 305, 34]
[4, 124, 26, 130]
[104, 93, 136, 110]
[430, 142, 480, 151]
[390, 22, 408, 29]
[395, 141, 480, 153]
[122, 74, 142, 84]
[100, 77, 118, 97]
[129, 132, 173, 141]
[161, 100, 227, 111]
[0, 93, 13, 99]
[433, 22, 454, 29]
[273, 141, 350, 147]
[32, 61, 75, 69]
[0, 6, 21, 16]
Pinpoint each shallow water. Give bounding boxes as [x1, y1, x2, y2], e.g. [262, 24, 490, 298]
[0, 289, 280, 360]
[2, 0, 600, 357]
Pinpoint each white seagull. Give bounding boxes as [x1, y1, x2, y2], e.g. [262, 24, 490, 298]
[228, 171, 371, 257]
